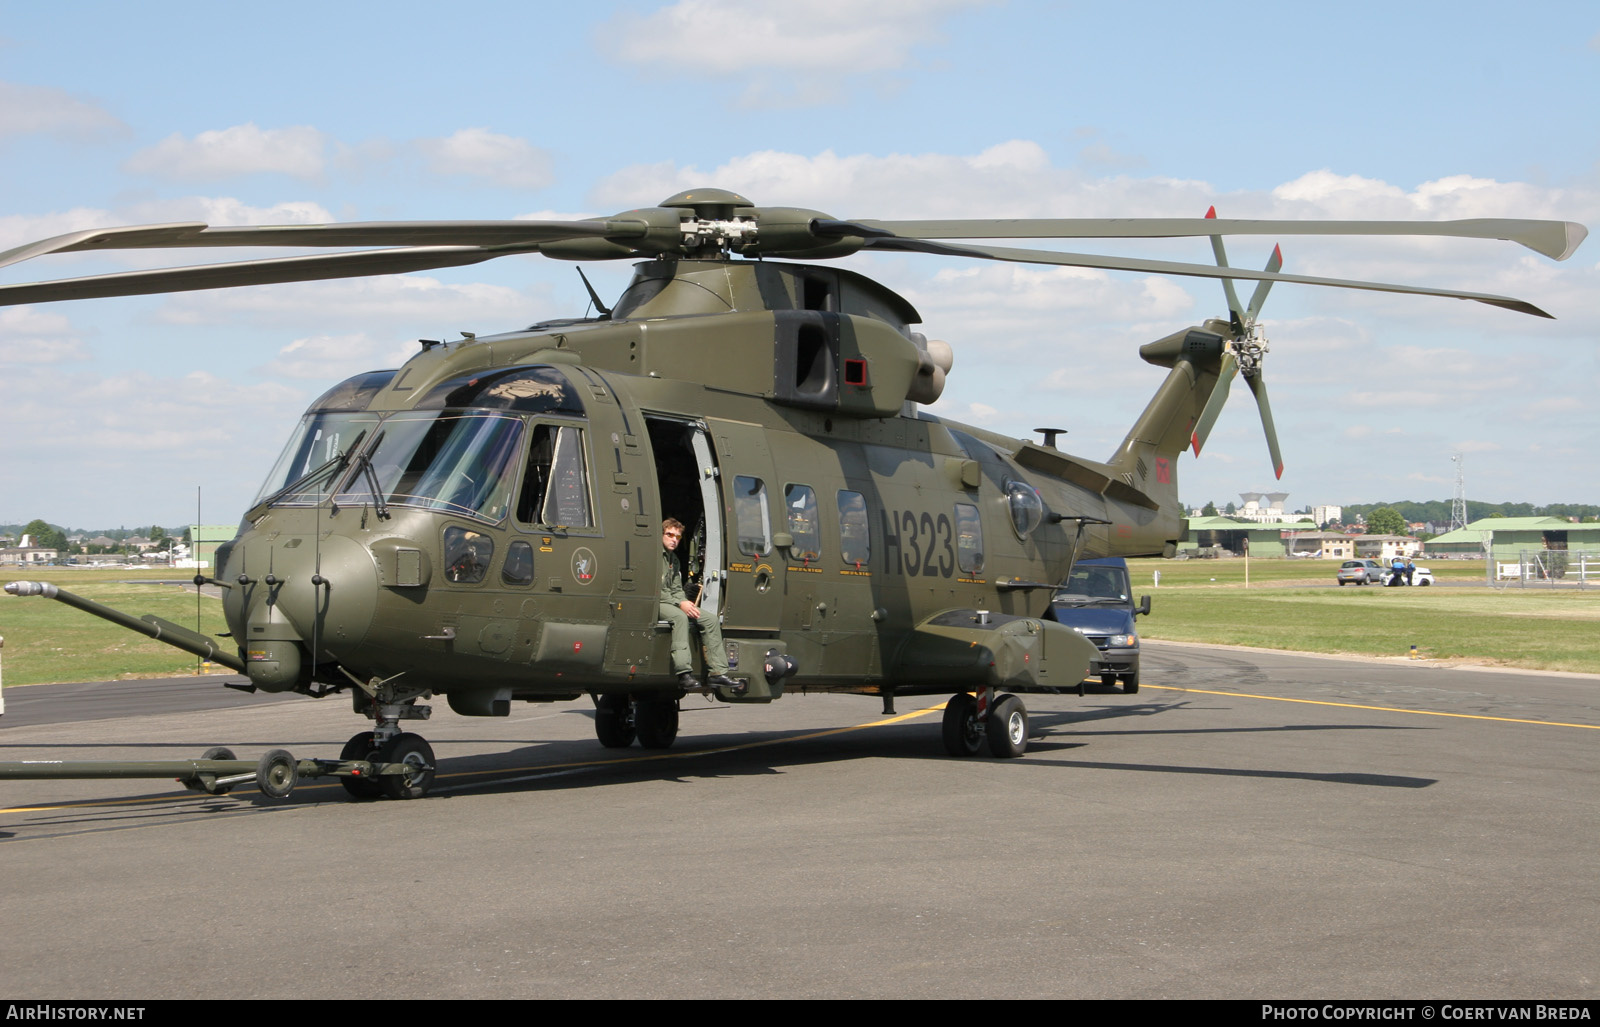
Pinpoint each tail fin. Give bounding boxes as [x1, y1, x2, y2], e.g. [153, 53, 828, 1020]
[1103, 321, 1230, 508]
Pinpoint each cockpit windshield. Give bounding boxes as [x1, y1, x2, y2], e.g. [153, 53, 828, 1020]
[333, 412, 525, 521]
[253, 411, 380, 509]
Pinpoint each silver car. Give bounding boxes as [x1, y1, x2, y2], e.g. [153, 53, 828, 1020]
[1337, 559, 1384, 585]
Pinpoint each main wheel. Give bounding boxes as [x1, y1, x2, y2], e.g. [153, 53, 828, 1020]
[377, 733, 436, 800]
[941, 693, 983, 757]
[339, 731, 383, 800]
[1100, 674, 1117, 690]
[1122, 673, 1140, 695]
[256, 749, 298, 799]
[595, 694, 636, 748]
[634, 699, 679, 750]
[986, 695, 1028, 758]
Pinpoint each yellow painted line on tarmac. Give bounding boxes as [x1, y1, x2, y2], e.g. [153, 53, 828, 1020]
[1142, 683, 1600, 730]
[0, 702, 948, 814]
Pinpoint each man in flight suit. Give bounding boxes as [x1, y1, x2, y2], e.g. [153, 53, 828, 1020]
[661, 517, 736, 689]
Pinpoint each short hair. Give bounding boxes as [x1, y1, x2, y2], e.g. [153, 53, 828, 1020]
[663, 517, 686, 533]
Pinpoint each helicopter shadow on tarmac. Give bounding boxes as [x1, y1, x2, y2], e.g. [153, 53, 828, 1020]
[0, 693, 1436, 837]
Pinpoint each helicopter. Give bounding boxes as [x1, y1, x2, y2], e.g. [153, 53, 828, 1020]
[0, 188, 1586, 800]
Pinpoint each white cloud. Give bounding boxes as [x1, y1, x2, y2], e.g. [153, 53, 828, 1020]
[123, 124, 328, 181]
[0, 81, 125, 140]
[418, 128, 553, 190]
[607, 0, 987, 74]
[258, 332, 420, 381]
[604, 0, 991, 107]
[0, 306, 87, 364]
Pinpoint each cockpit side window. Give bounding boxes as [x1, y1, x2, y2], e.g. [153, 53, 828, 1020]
[515, 424, 593, 528]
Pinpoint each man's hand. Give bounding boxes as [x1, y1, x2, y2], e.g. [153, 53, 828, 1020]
[679, 599, 702, 619]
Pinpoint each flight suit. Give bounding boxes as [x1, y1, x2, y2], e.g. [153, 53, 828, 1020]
[661, 545, 729, 675]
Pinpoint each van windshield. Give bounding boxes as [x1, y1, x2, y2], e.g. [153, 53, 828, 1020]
[1054, 564, 1131, 606]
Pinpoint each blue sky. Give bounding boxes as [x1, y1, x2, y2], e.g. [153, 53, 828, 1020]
[2, 0, 1596, 529]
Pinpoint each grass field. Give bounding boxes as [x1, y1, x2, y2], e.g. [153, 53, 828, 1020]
[1128, 557, 1600, 673]
[3, 559, 1599, 686]
[1, 567, 232, 687]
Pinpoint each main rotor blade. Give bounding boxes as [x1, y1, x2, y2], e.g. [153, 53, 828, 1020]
[0, 219, 646, 272]
[0, 245, 536, 307]
[827, 217, 1588, 261]
[855, 236, 1556, 318]
[1190, 352, 1238, 456]
[1245, 372, 1285, 480]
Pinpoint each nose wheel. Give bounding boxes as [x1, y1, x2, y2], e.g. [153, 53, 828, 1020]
[337, 730, 435, 800]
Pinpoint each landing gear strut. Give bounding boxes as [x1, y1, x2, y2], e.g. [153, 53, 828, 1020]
[338, 674, 437, 799]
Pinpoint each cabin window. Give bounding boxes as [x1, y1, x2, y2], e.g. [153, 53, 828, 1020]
[955, 503, 985, 574]
[443, 526, 493, 584]
[502, 540, 534, 585]
[784, 484, 822, 563]
[838, 491, 870, 568]
[733, 475, 771, 556]
[515, 424, 593, 528]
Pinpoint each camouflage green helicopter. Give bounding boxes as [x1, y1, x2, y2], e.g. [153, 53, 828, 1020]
[0, 190, 1585, 799]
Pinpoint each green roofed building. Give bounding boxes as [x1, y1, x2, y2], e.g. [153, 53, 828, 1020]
[1179, 516, 1319, 557]
[186, 524, 236, 569]
[1423, 517, 1600, 561]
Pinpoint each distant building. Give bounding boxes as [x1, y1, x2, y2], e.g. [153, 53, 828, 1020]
[1353, 535, 1420, 560]
[1313, 505, 1342, 526]
[1283, 532, 1356, 559]
[1229, 491, 1301, 524]
[1181, 515, 1319, 556]
[1424, 517, 1600, 561]
[187, 524, 236, 569]
[0, 546, 59, 566]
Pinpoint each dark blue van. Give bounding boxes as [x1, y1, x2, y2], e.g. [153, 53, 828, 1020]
[1045, 557, 1150, 694]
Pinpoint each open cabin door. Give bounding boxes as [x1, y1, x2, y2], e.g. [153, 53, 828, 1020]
[687, 428, 725, 621]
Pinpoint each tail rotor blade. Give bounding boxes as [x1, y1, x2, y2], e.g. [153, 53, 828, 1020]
[1245, 244, 1283, 320]
[1245, 372, 1284, 480]
[1206, 207, 1246, 323]
[1191, 351, 1238, 455]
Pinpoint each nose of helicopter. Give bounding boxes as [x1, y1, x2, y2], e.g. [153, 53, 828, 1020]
[224, 532, 379, 691]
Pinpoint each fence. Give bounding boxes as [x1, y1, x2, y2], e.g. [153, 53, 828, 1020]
[1495, 549, 1600, 589]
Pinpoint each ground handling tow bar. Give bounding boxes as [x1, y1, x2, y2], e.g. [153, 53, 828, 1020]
[0, 745, 433, 800]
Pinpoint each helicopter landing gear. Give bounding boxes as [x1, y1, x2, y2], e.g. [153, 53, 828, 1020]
[338, 732, 383, 799]
[634, 697, 680, 750]
[377, 733, 436, 800]
[942, 693, 983, 756]
[942, 691, 1029, 758]
[594, 694, 637, 748]
[336, 729, 435, 799]
[986, 695, 1028, 758]
[336, 678, 436, 799]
